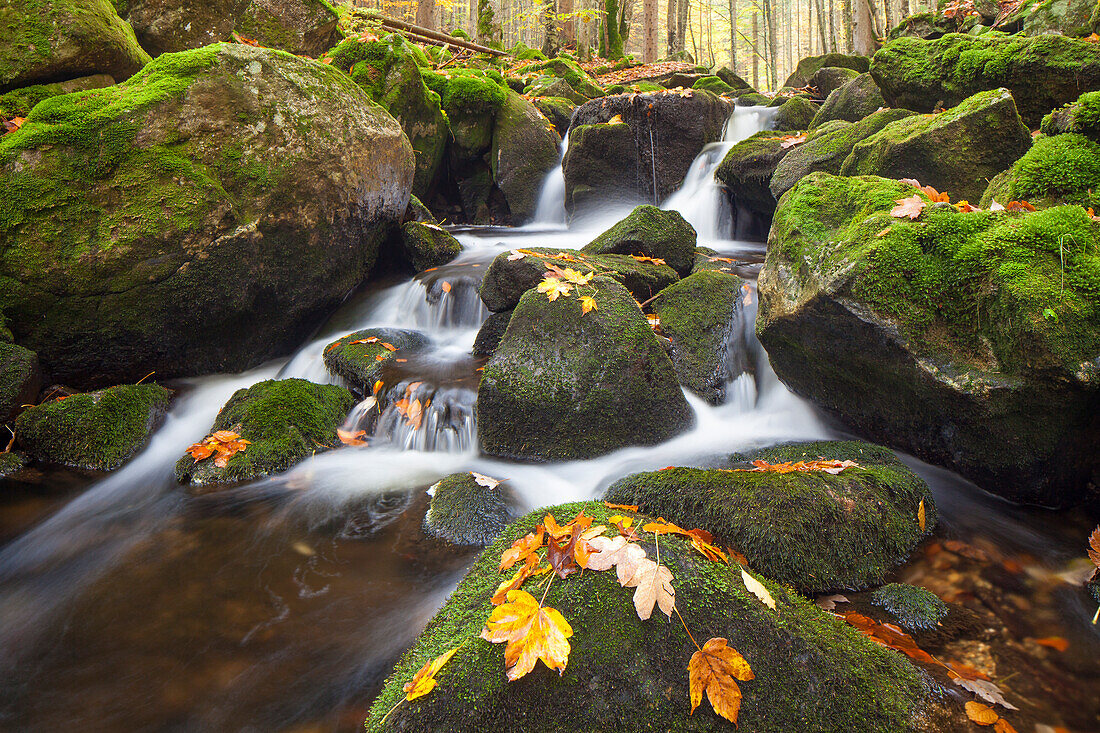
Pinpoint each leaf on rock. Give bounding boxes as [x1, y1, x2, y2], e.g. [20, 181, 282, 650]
[481, 589, 572, 681]
[579, 296, 597, 314]
[545, 511, 595, 577]
[687, 528, 728, 563]
[740, 567, 777, 611]
[891, 195, 927, 220]
[641, 518, 690, 536]
[918, 498, 927, 531]
[954, 200, 978, 212]
[623, 558, 675, 620]
[779, 133, 807, 149]
[816, 594, 849, 611]
[1005, 200, 1036, 212]
[186, 431, 251, 467]
[1087, 526, 1100, 568]
[560, 267, 595, 285]
[966, 701, 1000, 726]
[950, 674, 1018, 710]
[500, 526, 546, 571]
[586, 535, 648, 584]
[989, 200, 1006, 211]
[604, 502, 639, 511]
[403, 647, 459, 701]
[492, 554, 539, 605]
[839, 611, 941, 668]
[537, 276, 572, 302]
[471, 471, 506, 490]
[628, 254, 667, 266]
[732, 459, 860, 474]
[507, 249, 526, 261]
[688, 637, 754, 723]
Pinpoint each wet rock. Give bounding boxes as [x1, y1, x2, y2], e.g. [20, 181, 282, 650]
[981, 133, 1100, 210]
[871, 583, 949, 631]
[807, 66, 861, 99]
[567, 90, 734, 206]
[0, 450, 27, 478]
[116, 0, 340, 57]
[396, 222, 462, 273]
[491, 90, 561, 223]
[423, 68, 509, 162]
[423, 472, 519, 546]
[770, 95, 817, 130]
[472, 311, 512, 356]
[323, 328, 431, 394]
[1041, 90, 1100, 142]
[887, 11, 955, 40]
[605, 441, 935, 593]
[581, 205, 697, 277]
[810, 72, 887, 126]
[771, 108, 916, 200]
[175, 378, 356, 487]
[404, 194, 437, 224]
[715, 130, 799, 222]
[561, 121, 644, 217]
[652, 270, 752, 404]
[15, 383, 171, 470]
[737, 91, 772, 106]
[327, 34, 446, 198]
[758, 172, 1100, 507]
[0, 342, 41, 423]
[841, 88, 1032, 202]
[0, 74, 115, 118]
[478, 246, 678, 313]
[783, 52, 870, 88]
[477, 277, 692, 461]
[531, 95, 575, 134]
[0, 44, 413, 388]
[0, 0, 150, 91]
[869, 34, 1100, 127]
[365, 500, 950, 732]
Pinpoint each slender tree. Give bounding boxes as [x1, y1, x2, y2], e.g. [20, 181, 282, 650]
[851, 0, 876, 54]
[643, 0, 658, 60]
[417, 0, 437, 29]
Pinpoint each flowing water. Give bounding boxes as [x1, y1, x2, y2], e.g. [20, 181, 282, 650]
[1, 105, 1098, 733]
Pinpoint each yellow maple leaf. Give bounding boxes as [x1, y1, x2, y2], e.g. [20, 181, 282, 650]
[560, 267, 595, 285]
[580, 296, 597, 314]
[688, 637, 754, 723]
[537, 276, 572, 302]
[480, 589, 572, 680]
[402, 647, 459, 701]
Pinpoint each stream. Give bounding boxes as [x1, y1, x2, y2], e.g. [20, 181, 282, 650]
[1, 107, 1097, 732]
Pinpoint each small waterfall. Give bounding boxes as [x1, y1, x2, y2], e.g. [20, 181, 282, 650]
[341, 377, 478, 453]
[530, 132, 570, 227]
[661, 105, 777, 243]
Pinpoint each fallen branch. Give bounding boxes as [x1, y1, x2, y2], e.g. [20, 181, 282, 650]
[354, 11, 510, 57]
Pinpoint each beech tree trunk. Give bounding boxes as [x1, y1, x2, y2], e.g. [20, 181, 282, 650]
[643, 0, 658, 61]
[560, 0, 575, 43]
[851, 0, 877, 54]
[416, 0, 436, 31]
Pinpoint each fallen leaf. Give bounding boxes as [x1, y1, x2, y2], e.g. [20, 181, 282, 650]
[780, 133, 807, 149]
[732, 459, 860, 474]
[586, 535, 648, 584]
[687, 528, 728, 563]
[507, 249, 526, 260]
[560, 267, 595, 285]
[891, 195, 927, 220]
[966, 701, 1000, 725]
[1087, 525, 1100, 567]
[607, 113, 625, 124]
[471, 471, 505, 490]
[989, 200, 1006, 211]
[876, 227, 892, 237]
[688, 637, 754, 723]
[441, 281, 452, 293]
[480, 589, 572, 680]
[537, 276, 572, 302]
[492, 554, 539, 604]
[816, 594, 849, 611]
[629, 254, 667, 266]
[337, 428, 368, 446]
[950, 674, 1018, 710]
[373, 380, 384, 396]
[604, 502, 639, 511]
[623, 558, 675, 620]
[1033, 637, 1069, 652]
[641, 518, 690, 537]
[1005, 200, 1036, 212]
[500, 526, 546, 571]
[403, 647, 459, 701]
[740, 566, 777, 611]
[545, 511, 594, 577]
[993, 719, 1018, 733]
[579, 295, 597, 314]
[839, 611, 941, 668]
[186, 431, 251, 467]
[350, 336, 380, 345]
[954, 200, 978, 212]
[918, 498, 926, 531]
[406, 399, 423, 430]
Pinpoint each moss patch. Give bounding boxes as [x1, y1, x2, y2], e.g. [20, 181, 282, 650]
[323, 328, 430, 393]
[871, 583, 950, 631]
[981, 133, 1100, 210]
[581, 204, 697, 276]
[424, 472, 518, 546]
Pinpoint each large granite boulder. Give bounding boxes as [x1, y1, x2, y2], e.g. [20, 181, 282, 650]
[490, 90, 561, 223]
[783, 52, 870, 88]
[0, 44, 413, 387]
[810, 73, 887, 126]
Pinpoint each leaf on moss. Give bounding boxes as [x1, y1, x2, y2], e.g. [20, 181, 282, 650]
[740, 567, 776, 611]
[481, 589, 572, 681]
[500, 525, 546, 571]
[402, 647, 459, 701]
[891, 195, 927, 220]
[537, 276, 572, 302]
[623, 558, 675, 620]
[471, 471, 506, 490]
[688, 637, 754, 723]
[586, 535, 648, 584]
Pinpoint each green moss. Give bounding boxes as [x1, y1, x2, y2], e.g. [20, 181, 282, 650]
[366, 500, 933, 732]
[0, 341, 39, 420]
[398, 221, 462, 272]
[691, 76, 735, 95]
[425, 472, 518, 546]
[322, 327, 429, 393]
[15, 383, 170, 470]
[174, 378, 355, 486]
[421, 66, 509, 155]
[517, 57, 603, 99]
[1041, 90, 1100, 140]
[871, 583, 949, 631]
[605, 441, 934, 593]
[981, 133, 1100, 210]
[771, 172, 1100, 373]
[0, 449, 26, 476]
[581, 205, 697, 276]
[771, 95, 818, 130]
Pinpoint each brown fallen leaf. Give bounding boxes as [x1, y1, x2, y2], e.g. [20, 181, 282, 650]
[779, 133, 807, 149]
[470, 471, 505, 490]
[966, 701, 1000, 725]
[688, 637, 754, 723]
[1005, 200, 1036, 212]
[604, 502, 639, 511]
[623, 558, 675, 620]
[440, 281, 451, 293]
[891, 195, 927, 220]
[1087, 525, 1100, 567]
[500, 526, 546, 571]
[586, 535, 648, 584]
[491, 554, 539, 605]
[481, 589, 572, 681]
[918, 498, 926, 531]
[686, 528, 728, 563]
[740, 566, 777, 611]
[1033, 636, 1069, 652]
[337, 428, 368, 446]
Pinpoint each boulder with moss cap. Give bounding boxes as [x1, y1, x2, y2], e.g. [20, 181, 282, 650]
[810, 73, 887, 127]
[323, 328, 431, 394]
[424, 472, 519, 546]
[1, 342, 41, 423]
[980, 133, 1100, 210]
[1042, 91, 1100, 142]
[757, 171, 1100, 507]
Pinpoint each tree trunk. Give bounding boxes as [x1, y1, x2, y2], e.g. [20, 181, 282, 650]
[416, 0, 436, 31]
[828, 0, 837, 51]
[729, 0, 737, 73]
[841, 0, 854, 52]
[560, 0, 575, 43]
[676, 0, 689, 55]
[543, 0, 560, 55]
[601, 0, 625, 57]
[851, 0, 877, 54]
[752, 9, 760, 88]
[642, 0, 658, 61]
[763, 0, 778, 89]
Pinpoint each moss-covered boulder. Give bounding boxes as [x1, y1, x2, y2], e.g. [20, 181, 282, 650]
[15, 383, 170, 470]
[1041, 90, 1100, 141]
[522, 75, 586, 104]
[840, 88, 1032, 202]
[1010, 0, 1100, 37]
[0, 44, 413, 388]
[0, 74, 115, 118]
[422, 67, 510, 160]
[424, 472, 519, 546]
[737, 92, 771, 106]
[326, 34, 446, 198]
[771, 109, 916, 200]
[490, 91, 561, 223]
[472, 310, 512, 356]
[561, 121, 644, 217]
[758, 172, 1100, 506]
[871, 583, 949, 631]
[605, 441, 934, 592]
[652, 270, 751, 403]
[395, 222, 462, 273]
[477, 277, 692, 460]
[783, 52, 871, 88]
[715, 130, 799, 221]
[716, 66, 754, 92]
[770, 95, 817, 131]
[568, 90, 734, 204]
[888, 11, 956, 40]
[581, 205, 697, 277]
[807, 66, 862, 99]
[810, 72, 887, 127]
[869, 33, 1100, 127]
[115, 0, 340, 57]
[478, 246, 678, 313]
[323, 328, 430, 393]
[0, 0, 150, 91]
[366, 500, 947, 732]
[530, 96, 575, 135]
[691, 75, 735, 95]
[980, 133, 1100, 210]
[1, 342, 41, 422]
[175, 378, 355, 486]
[517, 57, 603, 99]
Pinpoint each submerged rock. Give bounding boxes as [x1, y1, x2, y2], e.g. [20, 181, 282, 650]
[581, 205, 697, 277]
[841, 88, 1032, 202]
[366, 500, 948, 732]
[15, 383, 171, 470]
[871, 583, 949, 631]
[605, 441, 934, 593]
[424, 472, 519, 546]
[0, 342, 41, 422]
[323, 328, 431, 394]
[981, 133, 1100, 210]
[810, 73, 887, 126]
[652, 270, 752, 404]
[477, 277, 692, 461]
[758, 172, 1100, 507]
[175, 378, 355, 487]
[116, 0, 341, 57]
[396, 222, 463, 273]
[0, 0, 150, 90]
[869, 34, 1100, 127]
[0, 44, 413, 388]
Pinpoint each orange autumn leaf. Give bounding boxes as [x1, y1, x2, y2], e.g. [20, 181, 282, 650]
[545, 511, 594, 578]
[993, 719, 1018, 733]
[480, 589, 572, 681]
[440, 281, 451, 293]
[537, 276, 572, 302]
[186, 431, 251, 467]
[500, 526, 545, 571]
[604, 502, 639, 511]
[954, 200, 978, 212]
[839, 611, 941, 667]
[1005, 200, 1036, 212]
[733, 459, 860, 475]
[891, 195, 927, 220]
[641, 518, 690, 536]
[337, 428, 368, 446]
[406, 398, 424, 430]
[579, 295, 597, 314]
[402, 647, 459, 701]
[491, 554, 539, 605]
[687, 528, 728, 564]
[349, 336, 380, 345]
[628, 254, 667, 266]
[381, 342, 397, 351]
[918, 498, 927, 531]
[1034, 636, 1069, 652]
[373, 380, 384, 397]
[1087, 525, 1100, 567]
[965, 701, 1000, 725]
[688, 637, 754, 724]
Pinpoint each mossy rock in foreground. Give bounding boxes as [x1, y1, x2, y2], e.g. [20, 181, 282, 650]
[175, 378, 355, 487]
[0, 450, 27, 477]
[366, 501, 952, 732]
[15, 383, 171, 470]
[322, 328, 430, 394]
[424, 472, 519, 546]
[810, 72, 887, 127]
[604, 441, 935, 593]
[581, 205, 697, 277]
[981, 133, 1100, 210]
[770, 95, 817, 131]
[871, 583, 950, 631]
[758, 172, 1100, 506]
